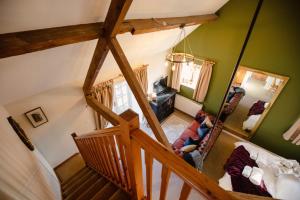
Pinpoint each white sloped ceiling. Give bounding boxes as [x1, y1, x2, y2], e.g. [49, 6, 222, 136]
[0, 0, 228, 105]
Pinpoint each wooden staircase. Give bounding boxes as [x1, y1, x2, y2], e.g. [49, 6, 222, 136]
[61, 166, 130, 200]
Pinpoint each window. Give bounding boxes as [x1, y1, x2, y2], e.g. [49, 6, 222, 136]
[113, 81, 132, 114]
[180, 63, 201, 89]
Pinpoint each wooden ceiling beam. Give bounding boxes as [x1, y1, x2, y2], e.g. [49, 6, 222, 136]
[82, 0, 133, 93]
[0, 14, 217, 59]
[108, 37, 172, 150]
[104, 0, 133, 37]
[121, 14, 217, 35]
[0, 23, 103, 59]
[82, 37, 109, 93]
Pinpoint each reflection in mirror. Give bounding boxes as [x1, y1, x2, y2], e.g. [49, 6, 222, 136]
[220, 66, 288, 139]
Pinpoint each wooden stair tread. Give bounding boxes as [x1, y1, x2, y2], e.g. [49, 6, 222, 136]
[61, 166, 88, 188]
[108, 189, 131, 200]
[62, 167, 91, 191]
[90, 182, 118, 200]
[64, 172, 98, 198]
[76, 177, 108, 200]
[63, 169, 94, 195]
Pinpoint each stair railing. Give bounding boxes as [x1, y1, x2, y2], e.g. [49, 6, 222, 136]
[72, 105, 238, 200]
[71, 126, 131, 192]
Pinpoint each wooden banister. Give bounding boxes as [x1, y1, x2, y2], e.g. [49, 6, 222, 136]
[130, 129, 237, 200]
[85, 95, 126, 126]
[74, 103, 270, 200]
[74, 126, 121, 139]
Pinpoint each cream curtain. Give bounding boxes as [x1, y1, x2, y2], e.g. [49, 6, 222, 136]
[91, 79, 114, 129]
[134, 65, 148, 95]
[193, 60, 214, 102]
[171, 55, 184, 91]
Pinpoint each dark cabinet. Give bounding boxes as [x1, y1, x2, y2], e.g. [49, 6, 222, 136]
[149, 88, 176, 122]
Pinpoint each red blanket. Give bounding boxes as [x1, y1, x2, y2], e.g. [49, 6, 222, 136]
[224, 146, 271, 197]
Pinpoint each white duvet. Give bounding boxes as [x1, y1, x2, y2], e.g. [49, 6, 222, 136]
[218, 142, 300, 200]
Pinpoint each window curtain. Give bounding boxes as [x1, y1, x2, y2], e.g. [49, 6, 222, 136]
[193, 60, 214, 102]
[283, 118, 300, 145]
[134, 65, 148, 95]
[171, 55, 183, 91]
[91, 79, 114, 129]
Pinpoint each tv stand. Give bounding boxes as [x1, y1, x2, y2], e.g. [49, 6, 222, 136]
[149, 88, 176, 122]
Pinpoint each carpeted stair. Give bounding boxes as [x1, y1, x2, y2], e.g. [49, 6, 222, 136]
[61, 166, 131, 200]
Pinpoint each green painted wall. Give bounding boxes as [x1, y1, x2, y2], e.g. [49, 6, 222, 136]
[177, 0, 258, 114]
[176, 0, 300, 160]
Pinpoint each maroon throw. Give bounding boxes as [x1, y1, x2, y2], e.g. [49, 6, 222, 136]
[224, 146, 271, 197]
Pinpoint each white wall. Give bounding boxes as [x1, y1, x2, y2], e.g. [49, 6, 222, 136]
[4, 83, 96, 167]
[0, 105, 61, 200]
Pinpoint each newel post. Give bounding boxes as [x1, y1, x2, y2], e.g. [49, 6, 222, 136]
[120, 109, 144, 200]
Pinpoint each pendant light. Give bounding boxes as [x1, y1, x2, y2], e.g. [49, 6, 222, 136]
[166, 25, 194, 70]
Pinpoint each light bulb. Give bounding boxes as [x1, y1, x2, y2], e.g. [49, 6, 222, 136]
[190, 61, 194, 66]
[171, 65, 176, 71]
[165, 61, 169, 67]
[182, 56, 186, 62]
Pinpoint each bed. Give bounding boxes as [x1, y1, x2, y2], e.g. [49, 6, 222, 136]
[219, 141, 300, 200]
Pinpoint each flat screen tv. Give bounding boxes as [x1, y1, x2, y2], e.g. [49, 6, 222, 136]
[153, 76, 168, 94]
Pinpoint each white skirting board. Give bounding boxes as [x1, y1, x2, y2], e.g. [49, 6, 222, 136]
[175, 94, 203, 117]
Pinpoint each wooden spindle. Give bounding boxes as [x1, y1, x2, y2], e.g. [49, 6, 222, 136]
[99, 137, 114, 178]
[131, 136, 144, 200]
[116, 135, 131, 191]
[179, 183, 192, 200]
[95, 137, 110, 177]
[159, 165, 171, 200]
[109, 136, 125, 187]
[145, 151, 153, 200]
[104, 136, 120, 184]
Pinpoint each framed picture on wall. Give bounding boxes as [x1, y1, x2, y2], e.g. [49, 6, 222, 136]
[25, 107, 48, 128]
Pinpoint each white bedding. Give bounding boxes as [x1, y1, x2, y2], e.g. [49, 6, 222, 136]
[218, 142, 300, 200]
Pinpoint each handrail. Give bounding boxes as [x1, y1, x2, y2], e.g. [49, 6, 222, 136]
[72, 128, 132, 194]
[130, 129, 237, 200]
[73, 126, 121, 139]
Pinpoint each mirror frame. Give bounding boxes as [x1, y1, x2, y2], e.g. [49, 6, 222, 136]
[223, 65, 289, 139]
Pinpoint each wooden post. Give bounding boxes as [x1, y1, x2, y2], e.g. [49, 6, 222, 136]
[108, 37, 172, 150]
[119, 109, 144, 200]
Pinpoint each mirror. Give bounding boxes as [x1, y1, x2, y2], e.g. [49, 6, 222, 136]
[220, 66, 289, 139]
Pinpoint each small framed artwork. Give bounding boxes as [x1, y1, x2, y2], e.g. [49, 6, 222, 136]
[25, 107, 48, 128]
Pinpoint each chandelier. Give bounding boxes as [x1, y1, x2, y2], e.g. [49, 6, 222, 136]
[165, 26, 194, 70]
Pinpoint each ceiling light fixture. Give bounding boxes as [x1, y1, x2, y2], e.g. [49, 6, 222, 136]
[166, 25, 194, 70]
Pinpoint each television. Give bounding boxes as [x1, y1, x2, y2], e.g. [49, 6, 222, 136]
[153, 76, 168, 94]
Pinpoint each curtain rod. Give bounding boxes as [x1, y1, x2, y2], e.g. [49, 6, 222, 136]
[194, 57, 215, 65]
[96, 64, 149, 84]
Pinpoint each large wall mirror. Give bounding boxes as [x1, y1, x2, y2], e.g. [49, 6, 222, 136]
[220, 66, 289, 139]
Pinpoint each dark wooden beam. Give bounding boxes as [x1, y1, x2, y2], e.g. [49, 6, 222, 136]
[0, 23, 103, 59]
[108, 37, 172, 150]
[0, 14, 217, 59]
[82, 37, 109, 93]
[85, 95, 124, 126]
[121, 14, 217, 35]
[82, 0, 133, 93]
[104, 0, 133, 37]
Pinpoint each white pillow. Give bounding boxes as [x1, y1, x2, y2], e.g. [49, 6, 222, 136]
[202, 116, 213, 128]
[180, 145, 197, 153]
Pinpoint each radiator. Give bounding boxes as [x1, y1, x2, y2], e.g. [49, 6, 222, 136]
[174, 94, 203, 117]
